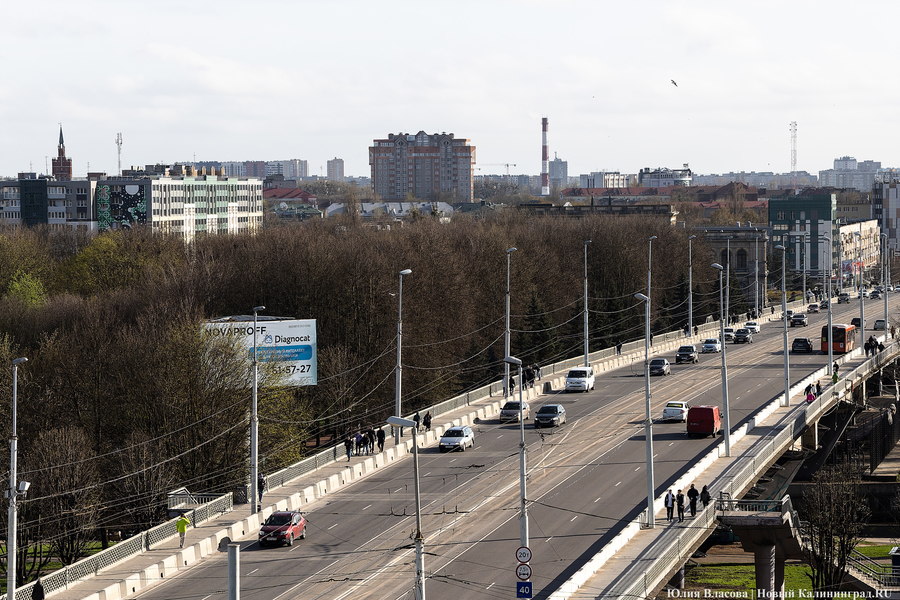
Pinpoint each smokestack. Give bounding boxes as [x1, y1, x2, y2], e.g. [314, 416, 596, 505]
[541, 117, 550, 196]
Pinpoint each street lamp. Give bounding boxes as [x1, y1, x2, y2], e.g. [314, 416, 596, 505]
[754, 235, 761, 319]
[584, 240, 592, 366]
[395, 269, 412, 445]
[855, 232, 865, 342]
[802, 232, 809, 306]
[503, 355, 529, 549]
[776, 246, 790, 406]
[688, 235, 696, 334]
[504, 248, 517, 397]
[387, 416, 425, 599]
[725, 236, 733, 321]
[9, 357, 29, 600]
[882, 233, 889, 338]
[821, 234, 834, 375]
[250, 305, 265, 514]
[634, 292, 655, 527]
[711, 265, 732, 456]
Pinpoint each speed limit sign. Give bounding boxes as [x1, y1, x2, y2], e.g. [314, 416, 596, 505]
[516, 563, 533, 581]
[516, 546, 532, 563]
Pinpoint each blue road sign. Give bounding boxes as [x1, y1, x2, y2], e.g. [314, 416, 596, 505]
[516, 581, 533, 598]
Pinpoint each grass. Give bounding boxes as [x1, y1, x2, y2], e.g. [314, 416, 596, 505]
[684, 563, 871, 599]
[854, 543, 896, 559]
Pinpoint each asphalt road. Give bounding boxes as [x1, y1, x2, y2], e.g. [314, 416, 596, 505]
[130, 295, 895, 600]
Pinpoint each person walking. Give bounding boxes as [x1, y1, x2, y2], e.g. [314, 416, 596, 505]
[176, 513, 190, 548]
[616, 340, 623, 355]
[509, 376, 516, 394]
[676, 490, 686, 523]
[533, 364, 542, 380]
[806, 390, 815, 403]
[687, 484, 699, 517]
[423, 411, 432, 431]
[31, 578, 45, 600]
[413, 411, 421, 432]
[804, 383, 813, 397]
[664, 489, 675, 522]
[376, 428, 386, 452]
[257, 473, 267, 504]
[699, 485, 711, 509]
[344, 436, 354, 461]
[366, 428, 376, 454]
[694, 325, 699, 336]
[816, 381, 822, 398]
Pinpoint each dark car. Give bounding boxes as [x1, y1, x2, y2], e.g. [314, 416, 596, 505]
[259, 511, 307, 547]
[675, 345, 699, 364]
[791, 337, 814, 353]
[790, 314, 808, 327]
[534, 404, 567, 428]
[851, 317, 866, 329]
[733, 328, 753, 343]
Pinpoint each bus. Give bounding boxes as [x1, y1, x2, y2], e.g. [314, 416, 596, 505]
[821, 324, 856, 354]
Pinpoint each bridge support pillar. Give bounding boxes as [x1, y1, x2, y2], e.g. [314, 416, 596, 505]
[754, 543, 776, 597]
[801, 418, 818, 451]
[879, 368, 883, 396]
[674, 565, 684, 589]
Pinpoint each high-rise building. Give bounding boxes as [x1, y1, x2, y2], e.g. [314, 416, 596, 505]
[370, 131, 475, 201]
[51, 125, 73, 181]
[327, 158, 345, 182]
[267, 160, 308, 179]
[548, 153, 567, 191]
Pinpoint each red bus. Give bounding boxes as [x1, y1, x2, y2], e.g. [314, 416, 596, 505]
[821, 324, 856, 354]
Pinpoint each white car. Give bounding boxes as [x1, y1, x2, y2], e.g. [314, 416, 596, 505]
[723, 327, 735, 341]
[744, 321, 760, 334]
[701, 338, 722, 353]
[662, 401, 689, 422]
[499, 401, 530, 423]
[439, 426, 475, 452]
[564, 367, 595, 392]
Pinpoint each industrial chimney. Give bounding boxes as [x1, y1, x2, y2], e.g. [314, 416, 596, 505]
[541, 118, 550, 196]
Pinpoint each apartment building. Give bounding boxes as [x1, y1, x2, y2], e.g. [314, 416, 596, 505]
[327, 158, 345, 182]
[369, 131, 475, 201]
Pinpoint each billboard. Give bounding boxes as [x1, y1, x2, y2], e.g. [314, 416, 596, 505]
[205, 317, 317, 386]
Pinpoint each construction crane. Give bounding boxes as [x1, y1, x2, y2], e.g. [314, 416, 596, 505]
[477, 163, 517, 177]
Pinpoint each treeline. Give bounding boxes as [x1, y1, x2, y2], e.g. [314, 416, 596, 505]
[0, 212, 732, 577]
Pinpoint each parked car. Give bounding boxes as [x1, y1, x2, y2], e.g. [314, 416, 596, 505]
[874, 319, 887, 331]
[649, 358, 671, 376]
[733, 328, 753, 343]
[533, 404, 567, 428]
[675, 345, 699, 364]
[790, 313, 809, 327]
[500, 400, 530, 422]
[439, 426, 475, 452]
[701, 338, 722, 353]
[808, 303, 820, 313]
[723, 327, 735, 341]
[565, 367, 595, 392]
[687, 405, 721, 437]
[744, 321, 761, 334]
[791, 337, 814, 353]
[851, 317, 866, 329]
[662, 401, 690, 422]
[259, 511, 307, 547]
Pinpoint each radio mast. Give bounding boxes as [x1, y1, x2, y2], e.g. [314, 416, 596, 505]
[116, 132, 123, 176]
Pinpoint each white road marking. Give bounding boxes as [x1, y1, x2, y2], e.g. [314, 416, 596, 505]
[486, 582, 495, 590]
[634, 467, 640, 471]
[248, 569, 259, 575]
[546, 537, 554, 542]
[328, 524, 338, 530]
[570, 516, 578, 522]
[362, 504, 372, 511]
[615, 481, 621, 486]
[594, 496, 602, 503]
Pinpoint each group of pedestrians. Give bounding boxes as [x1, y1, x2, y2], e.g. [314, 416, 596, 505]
[664, 484, 711, 523]
[413, 411, 433, 432]
[509, 365, 541, 392]
[864, 335, 885, 357]
[344, 427, 386, 461]
[804, 381, 822, 403]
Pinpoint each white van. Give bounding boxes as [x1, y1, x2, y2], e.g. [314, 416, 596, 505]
[565, 366, 595, 392]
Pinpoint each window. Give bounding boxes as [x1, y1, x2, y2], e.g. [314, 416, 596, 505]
[777, 211, 786, 220]
[736, 249, 748, 269]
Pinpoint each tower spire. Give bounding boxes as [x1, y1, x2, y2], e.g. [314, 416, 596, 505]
[58, 123, 65, 149]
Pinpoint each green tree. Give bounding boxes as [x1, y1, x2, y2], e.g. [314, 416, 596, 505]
[5, 270, 46, 307]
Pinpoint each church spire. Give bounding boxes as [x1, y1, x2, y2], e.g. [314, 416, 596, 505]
[58, 124, 64, 149]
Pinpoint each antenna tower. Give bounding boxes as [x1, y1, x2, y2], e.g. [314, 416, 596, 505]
[790, 121, 797, 190]
[116, 133, 123, 176]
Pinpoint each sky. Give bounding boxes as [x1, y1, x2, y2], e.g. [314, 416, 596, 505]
[2, 0, 898, 180]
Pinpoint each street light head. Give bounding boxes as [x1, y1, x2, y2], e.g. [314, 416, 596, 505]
[507, 247, 517, 254]
[387, 416, 416, 429]
[253, 306, 265, 313]
[711, 263, 723, 271]
[585, 239, 592, 245]
[503, 355, 522, 366]
[12, 357, 27, 366]
[649, 236, 657, 241]
[688, 235, 696, 241]
[17, 481, 29, 493]
[399, 269, 412, 276]
[634, 293, 649, 302]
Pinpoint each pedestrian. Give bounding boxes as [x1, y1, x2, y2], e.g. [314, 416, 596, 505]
[344, 436, 354, 461]
[804, 383, 813, 397]
[833, 361, 839, 373]
[664, 489, 675, 521]
[423, 411, 432, 431]
[699, 485, 711, 509]
[806, 391, 815, 403]
[694, 325, 699, 336]
[879, 341, 885, 353]
[176, 513, 190, 548]
[833, 372, 839, 385]
[676, 489, 686, 522]
[616, 340, 623, 355]
[771, 306, 775, 315]
[31, 578, 45, 600]
[684, 323, 690, 337]
[414, 411, 421, 432]
[650, 334, 654, 347]
[355, 431, 364, 455]
[892, 325, 896, 339]
[687, 484, 699, 517]
[533, 364, 542, 380]
[525, 366, 535, 389]
[509, 376, 516, 394]
[257, 473, 267, 504]
[816, 381, 822, 397]
[366, 428, 377, 454]
[376, 428, 386, 452]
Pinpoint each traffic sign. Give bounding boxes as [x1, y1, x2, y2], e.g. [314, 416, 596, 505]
[516, 563, 532, 581]
[516, 581, 533, 598]
[516, 546, 532, 563]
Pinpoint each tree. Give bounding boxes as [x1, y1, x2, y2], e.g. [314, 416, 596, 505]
[4, 270, 46, 307]
[800, 463, 870, 592]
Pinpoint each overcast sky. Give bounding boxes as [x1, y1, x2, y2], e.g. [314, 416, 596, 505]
[2, 0, 896, 180]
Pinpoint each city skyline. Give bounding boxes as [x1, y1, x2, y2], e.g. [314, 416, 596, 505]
[3, 1, 899, 180]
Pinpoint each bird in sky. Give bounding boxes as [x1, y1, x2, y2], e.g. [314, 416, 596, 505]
[671, 79, 678, 87]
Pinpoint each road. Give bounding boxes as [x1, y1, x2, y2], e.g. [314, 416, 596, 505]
[131, 295, 894, 600]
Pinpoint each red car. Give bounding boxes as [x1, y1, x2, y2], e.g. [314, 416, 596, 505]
[258, 511, 307, 547]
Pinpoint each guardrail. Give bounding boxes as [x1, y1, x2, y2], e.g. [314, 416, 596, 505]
[799, 520, 900, 589]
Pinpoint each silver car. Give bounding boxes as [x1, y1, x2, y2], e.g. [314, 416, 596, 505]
[499, 400, 530, 422]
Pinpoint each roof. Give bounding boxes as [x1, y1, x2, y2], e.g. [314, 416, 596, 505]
[263, 188, 317, 202]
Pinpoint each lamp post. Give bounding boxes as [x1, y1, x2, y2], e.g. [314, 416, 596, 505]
[754, 235, 761, 318]
[688, 235, 696, 334]
[882, 233, 889, 337]
[802, 232, 809, 306]
[504, 355, 529, 548]
[856, 232, 865, 342]
[725, 236, 733, 322]
[395, 269, 412, 445]
[711, 265, 732, 456]
[584, 240, 592, 366]
[776, 246, 790, 406]
[250, 305, 265, 515]
[386, 416, 425, 600]
[634, 292, 655, 527]
[822, 234, 834, 375]
[9, 357, 29, 600]
[504, 248, 517, 397]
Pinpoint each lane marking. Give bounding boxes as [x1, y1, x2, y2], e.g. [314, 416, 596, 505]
[486, 582, 495, 590]
[615, 481, 621, 486]
[362, 504, 372, 511]
[327, 524, 338, 530]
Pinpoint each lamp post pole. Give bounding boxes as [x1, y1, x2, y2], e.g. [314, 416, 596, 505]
[9, 357, 28, 600]
[250, 306, 265, 514]
[755, 235, 760, 319]
[803, 233, 808, 306]
[387, 416, 424, 599]
[776, 246, 790, 406]
[504, 248, 517, 397]
[856, 232, 865, 342]
[634, 292, 655, 527]
[711, 265, 731, 456]
[584, 240, 592, 366]
[822, 234, 834, 375]
[395, 270, 412, 445]
[688, 235, 696, 334]
[504, 355, 529, 548]
[725, 236, 732, 321]
[883, 233, 889, 337]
